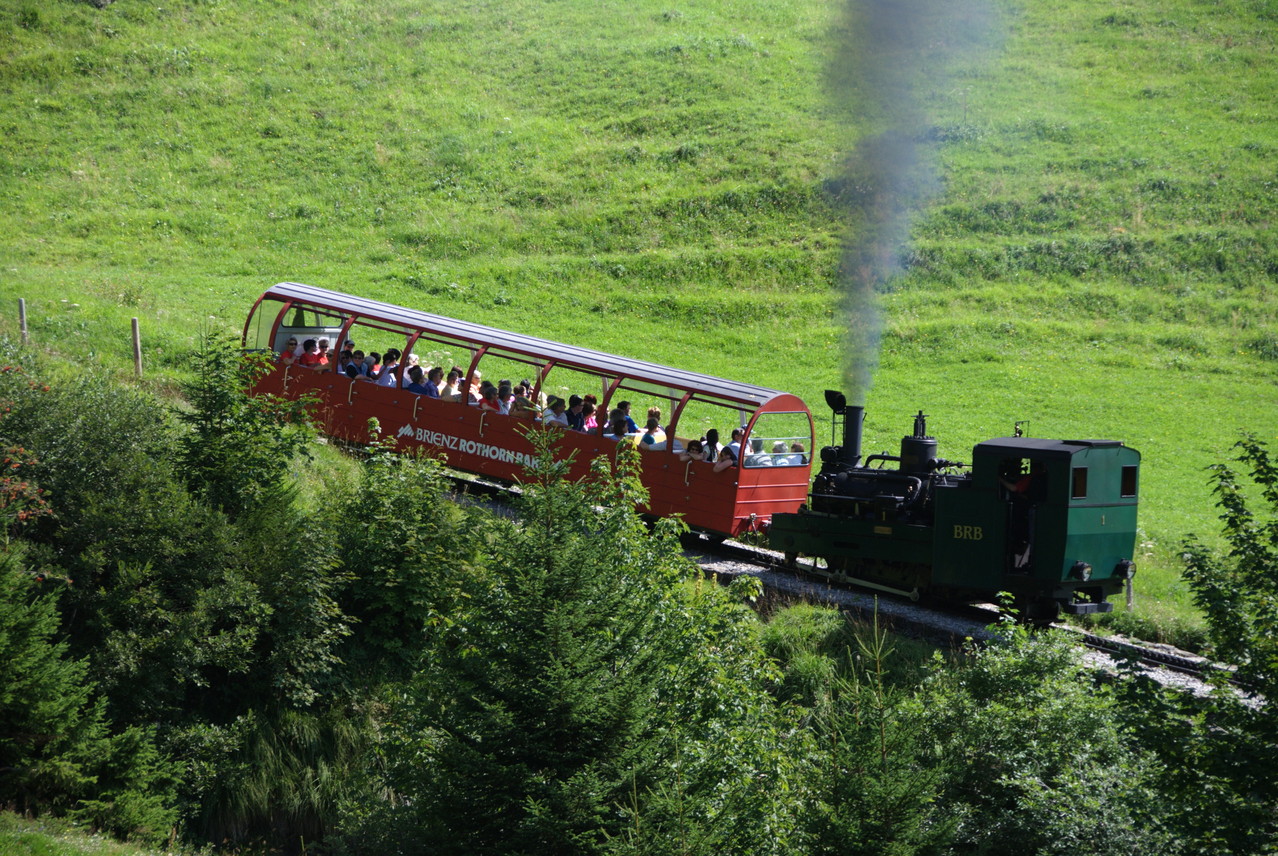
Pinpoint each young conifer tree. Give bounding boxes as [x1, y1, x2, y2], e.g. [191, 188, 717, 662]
[176, 332, 314, 519]
[380, 431, 801, 856]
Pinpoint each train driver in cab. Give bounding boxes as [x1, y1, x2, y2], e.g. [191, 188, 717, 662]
[999, 460, 1048, 504]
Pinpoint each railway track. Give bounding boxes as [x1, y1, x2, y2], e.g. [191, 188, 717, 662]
[683, 533, 1231, 696]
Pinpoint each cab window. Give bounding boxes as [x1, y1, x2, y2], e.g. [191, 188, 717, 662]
[1121, 465, 1138, 498]
[1071, 467, 1088, 500]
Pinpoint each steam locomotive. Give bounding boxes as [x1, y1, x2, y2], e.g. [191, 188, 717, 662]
[767, 393, 1140, 621]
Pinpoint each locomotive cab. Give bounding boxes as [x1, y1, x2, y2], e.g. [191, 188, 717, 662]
[935, 437, 1140, 618]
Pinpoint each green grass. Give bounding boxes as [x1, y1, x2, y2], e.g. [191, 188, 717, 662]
[1, 0, 1275, 634]
[0, 814, 179, 856]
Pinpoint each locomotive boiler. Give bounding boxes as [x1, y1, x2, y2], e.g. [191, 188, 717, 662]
[768, 392, 1140, 621]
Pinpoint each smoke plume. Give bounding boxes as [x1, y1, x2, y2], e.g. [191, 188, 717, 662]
[829, 0, 1000, 405]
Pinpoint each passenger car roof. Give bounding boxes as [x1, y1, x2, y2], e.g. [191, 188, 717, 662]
[261, 282, 805, 412]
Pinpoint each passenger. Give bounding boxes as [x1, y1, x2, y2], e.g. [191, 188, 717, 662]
[336, 347, 354, 375]
[479, 384, 504, 413]
[422, 367, 443, 398]
[467, 371, 484, 405]
[742, 436, 772, 467]
[618, 401, 639, 433]
[374, 349, 401, 387]
[498, 380, 515, 410]
[650, 415, 668, 445]
[296, 338, 323, 368]
[790, 442, 807, 464]
[442, 370, 463, 401]
[510, 384, 540, 419]
[703, 428, 721, 462]
[278, 337, 300, 366]
[727, 428, 744, 460]
[543, 396, 570, 428]
[360, 352, 382, 382]
[639, 418, 666, 450]
[523, 379, 547, 410]
[605, 410, 631, 440]
[679, 439, 707, 462]
[344, 350, 367, 379]
[317, 338, 332, 364]
[399, 353, 420, 388]
[582, 402, 598, 432]
[714, 445, 738, 473]
[404, 365, 431, 395]
[566, 395, 586, 432]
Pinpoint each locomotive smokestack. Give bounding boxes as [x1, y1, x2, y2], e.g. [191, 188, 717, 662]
[844, 404, 865, 466]
[824, 389, 864, 467]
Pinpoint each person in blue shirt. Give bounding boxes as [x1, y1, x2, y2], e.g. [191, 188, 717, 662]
[404, 365, 432, 396]
[617, 400, 639, 433]
[423, 366, 443, 398]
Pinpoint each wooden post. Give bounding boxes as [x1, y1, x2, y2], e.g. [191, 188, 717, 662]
[132, 317, 143, 379]
[18, 298, 28, 345]
[1125, 577, 1134, 610]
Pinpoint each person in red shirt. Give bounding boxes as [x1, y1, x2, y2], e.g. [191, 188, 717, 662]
[297, 339, 326, 369]
[278, 337, 299, 366]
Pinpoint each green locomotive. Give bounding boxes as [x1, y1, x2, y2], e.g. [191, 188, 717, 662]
[768, 393, 1140, 621]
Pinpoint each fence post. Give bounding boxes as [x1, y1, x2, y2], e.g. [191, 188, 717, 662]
[19, 298, 28, 345]
[1125, 577, 1134, 610]
[132, 317, 143, 379]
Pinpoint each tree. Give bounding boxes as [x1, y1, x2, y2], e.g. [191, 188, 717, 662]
[376, 433, 803, 856]
[329, 427, 477, 685]
[0, 548, 177, 842]
[175, 331, 315, 520]
[922, 618, 1178, 856]
[1138, 434, 1278, 853]
[806, 613, 954, 856]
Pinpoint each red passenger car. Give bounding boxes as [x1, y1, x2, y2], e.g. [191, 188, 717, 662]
[244, 283, 814, 537]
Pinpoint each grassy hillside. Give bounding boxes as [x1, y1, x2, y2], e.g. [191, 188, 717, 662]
[0, 0, 1275, 628]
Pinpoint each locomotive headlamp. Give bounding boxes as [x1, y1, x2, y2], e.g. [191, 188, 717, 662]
[1070, 561, 1093, 582]
[1114, 559, 1136, 580]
